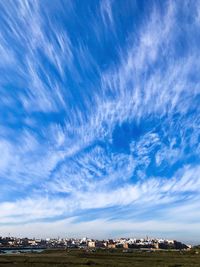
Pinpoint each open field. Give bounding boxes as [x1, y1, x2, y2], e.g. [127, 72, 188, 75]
[0, 249, 200, 267]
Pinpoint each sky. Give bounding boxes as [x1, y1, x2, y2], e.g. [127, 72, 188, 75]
[0, 0, 200, 244]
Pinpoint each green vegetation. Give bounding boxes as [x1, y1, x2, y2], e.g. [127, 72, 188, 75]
[0, 249, 200, 267]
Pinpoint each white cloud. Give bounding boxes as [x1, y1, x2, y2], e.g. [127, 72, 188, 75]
[100, 0, 114, 28]
[1, 165, 199, 226]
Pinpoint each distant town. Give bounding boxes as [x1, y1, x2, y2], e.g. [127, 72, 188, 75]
[0, 236, 192, 252]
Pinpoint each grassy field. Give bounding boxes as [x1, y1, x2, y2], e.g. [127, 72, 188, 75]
[0, 249, 200, 267]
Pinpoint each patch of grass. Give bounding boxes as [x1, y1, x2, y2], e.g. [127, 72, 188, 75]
[0, 250, 200, 267]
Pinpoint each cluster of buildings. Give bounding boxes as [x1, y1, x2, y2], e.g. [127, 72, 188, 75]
[0, 236, 191, 250]
[86, 237, 190, 250]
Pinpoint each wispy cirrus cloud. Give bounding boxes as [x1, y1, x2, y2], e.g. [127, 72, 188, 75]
[0, 0, 199, 241]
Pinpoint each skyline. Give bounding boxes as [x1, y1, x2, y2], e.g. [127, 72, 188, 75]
[0, 0, 200, 244]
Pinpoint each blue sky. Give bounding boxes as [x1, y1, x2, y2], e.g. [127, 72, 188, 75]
[0, 0, 200, 243]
